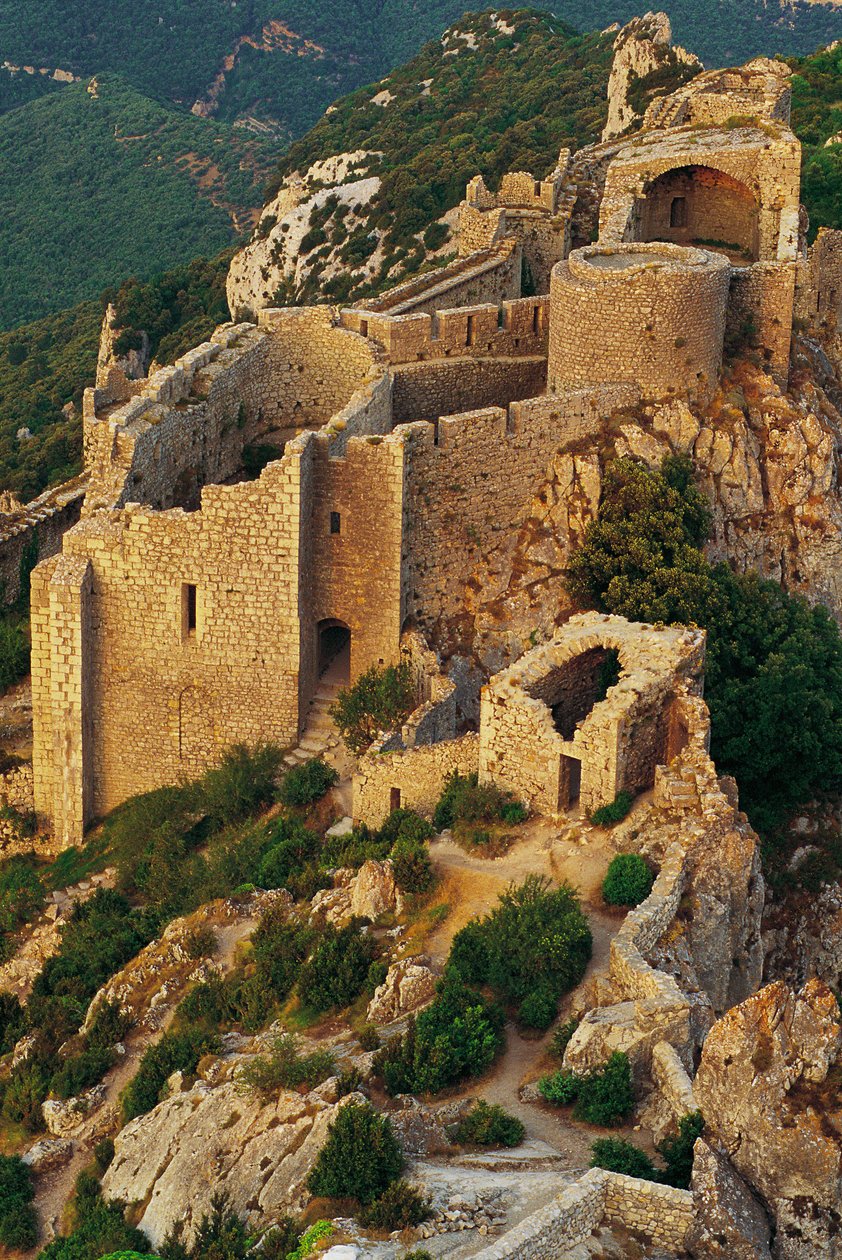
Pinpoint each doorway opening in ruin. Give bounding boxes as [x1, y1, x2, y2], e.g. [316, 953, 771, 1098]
[637, 165, 759, 262]
[530, 646, 622, 741]
[317, 619, 351, 684]
[560, 754, 582, 811]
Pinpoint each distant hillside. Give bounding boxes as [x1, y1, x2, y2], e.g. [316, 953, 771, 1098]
[790, 40, 842, 235]
[0, 0, 837, 142]
[0, 74, 279, 329]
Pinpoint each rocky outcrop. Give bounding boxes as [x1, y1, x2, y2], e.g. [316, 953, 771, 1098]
[602, 13, 700, 141]
[103, 1081, 359, 1247]
[694, 980, 842, 1259]
[367, 956, 437, 1024]
[96, 304, 151, 397]
[688, 1140, 773, 1260]
[310, 859, 403, 925]
[225, 153, 382, 318]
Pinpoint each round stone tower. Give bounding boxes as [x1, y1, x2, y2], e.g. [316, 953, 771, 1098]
[548, 242, 731, 404]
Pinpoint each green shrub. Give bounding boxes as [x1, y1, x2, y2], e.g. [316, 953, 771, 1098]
[550, 1018, 579, 1060]
[237, 1033, 334, 1095]
[538, 1069, 579, 1106]
[657, 1111, 704, 1188]
[2, 1057, 50, 1131]
[433, 772, 523, 832]
[379, 809, 434, 846]
[250, 906, 315, 1013]
[601, 853, 655, 907]
[87, 999, 132, 1049]
[391, 836, 434, 893]
[357, 1022, 381, 1051]
[330, 662, 415, 755]
[358, 1180, 431, 1229]
[0, 1154, 37, 1251]
[0, 855, 44, 932]
[0, 990, 25, 1054]
[449, 1100, 525, 1148]
[367, 960, 389, 993]
[257, 819, 320, 889]
[200, 743, 283, 828]
[279, 759, 338, 808]
[0, 616, 29, 693]
[121, 1027, 218, 1121]
[37, 1170, 148, 1260]
[447, 876, 591, 1023]
[376, 971, 504, 1095]
[51, 1044, 116, 1099]
[590, 1137, 658, 1180]
[285, 1220, 333, 1260]
[93, 1137, 115, 1174]
[574, 1053, 635, 1127]
[307, 1101, 403, 1205]
[590, 791, 635, 827]
[321, 824, 392, 871]
[298, 921, 380, 1013]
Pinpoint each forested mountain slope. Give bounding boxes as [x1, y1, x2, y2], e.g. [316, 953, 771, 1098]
[0, 0, 837, 137]
[0, 75, 278, 330]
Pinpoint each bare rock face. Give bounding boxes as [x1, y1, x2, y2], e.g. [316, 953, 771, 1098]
[688, 1139, 773, 1260]
[694, 980, 842, 1259]
[602, 12, 700, 141]
[22, 1137, 74, 1173]
[103, 1080, 359, 1247]
[367, 957, 437, 1024]
[311, 859, 402, 925]
[96, 303, 150, 396]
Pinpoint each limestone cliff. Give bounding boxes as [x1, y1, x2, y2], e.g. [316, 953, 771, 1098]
[602, 12, 700, 142]
[96, 303, 150, 398]
[225, 152, 383, 318]
[694, 979, 842, 1260]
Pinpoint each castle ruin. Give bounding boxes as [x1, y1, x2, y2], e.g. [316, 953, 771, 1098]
[28, 54, 842, 845]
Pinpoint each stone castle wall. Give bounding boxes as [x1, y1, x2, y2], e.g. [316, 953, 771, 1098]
[400, 386, 638, 634]
[549, 243, 731, 404]
[0, 474, 87, 607]
[353, 732, 479, 829]
[727, 260, 797, 379]
[795, 226, 842, 340]
[354, 241, 521, 317]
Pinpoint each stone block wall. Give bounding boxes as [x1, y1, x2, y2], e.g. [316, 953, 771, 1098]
[83, 310, 388, 514]
[727, 261, 796, 383]
[341, 296, 549, 366]
[549, 243, 730, 404]
[0, 474, 87, 607]
[795, 226, 842, 340]
[400, 387, 638, 633]
[477, 1168, 693, 1259]
[353, 241, 521, 317]
[352, 732, 479, 829]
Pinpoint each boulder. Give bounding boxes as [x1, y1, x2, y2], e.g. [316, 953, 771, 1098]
[688, 1139, 772, 1259]
[23, 1137, 74, 1173]
[367, 957, 436, 1024]
[102, 1078, 359, 1247]
[311, 860, 402, 926]
[563, 1000, 688, 1085]
[694, 980, 842, 1259]
[43, 1085, 107, 1137]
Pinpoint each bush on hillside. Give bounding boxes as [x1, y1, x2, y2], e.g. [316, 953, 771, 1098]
[375, 971, 505, 1095]
[330, 661, 415, 754]
[0, 616, 29, 693]
[121, 1027, 218, 1121]
[449, 1100, 525, 1148]
[657, 1111, 704, 1188]
[0, 855, 44, 933]
[447, 875, 591, 1026]
[201, 743, 283, 827]
[358, 1180, 431, 1230]
[601, 853, 655, 907]
[307, 1101, 404, 1205]
[0, 1154, 37, 1251]
[539, 1052, 635, 1126]
[297, 921, 380, 1013]
[237, 1033, 335, 1095]
[257, 818, 321, 890]
[37, 1170, 148, 1260]
[433, 771, 526, 832]
[550, 1018, 579, 1060]
[590, 1137, 658, 1180]
[279, 759, 338, 808]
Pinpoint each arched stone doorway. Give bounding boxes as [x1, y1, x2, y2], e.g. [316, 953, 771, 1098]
[317, 618, 351, 685]
[637, 165, 759, 262]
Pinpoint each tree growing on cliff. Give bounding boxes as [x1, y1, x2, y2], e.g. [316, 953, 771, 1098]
[568, 455, 842, 835]
[330, 661, 415, 754]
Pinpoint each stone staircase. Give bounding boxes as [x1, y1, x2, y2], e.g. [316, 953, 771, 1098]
[283, 679, 342, 767]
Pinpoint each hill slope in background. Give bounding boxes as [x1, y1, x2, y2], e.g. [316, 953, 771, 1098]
[0, 0, 837, 139]
[0, 74, 279, 329]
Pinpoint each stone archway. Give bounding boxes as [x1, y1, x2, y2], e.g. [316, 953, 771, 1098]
[637, 165, 759, 262]
[317, 618, 351, 685]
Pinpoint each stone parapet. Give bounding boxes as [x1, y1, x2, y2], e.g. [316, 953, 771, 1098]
[0, 473, 87, 607]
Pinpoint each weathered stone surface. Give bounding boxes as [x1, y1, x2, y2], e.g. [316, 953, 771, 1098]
[22, 1137, 74, 1173]
[602, 12, 699, 142]
[367, 956, 437, 1024]
[688, 1139, 773, 1259]
[42, 1085, 107, 1137]
[311, 860, 402, 925]
[695, 980, 842, 1259]
[102, 1080, 361, 1247]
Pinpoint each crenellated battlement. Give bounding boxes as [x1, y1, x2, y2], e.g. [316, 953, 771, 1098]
[341, 294, 549, 364]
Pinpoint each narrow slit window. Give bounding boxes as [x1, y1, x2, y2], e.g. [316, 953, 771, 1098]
[182, 583, 197, 638]
[532, 305, 541, 335]
[390, 786, 402, 812]
[670, 196, 687, 228]
[330, 511, 341, 535]
[359, 319, 369, 337]
[466, 314, 475, 347]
